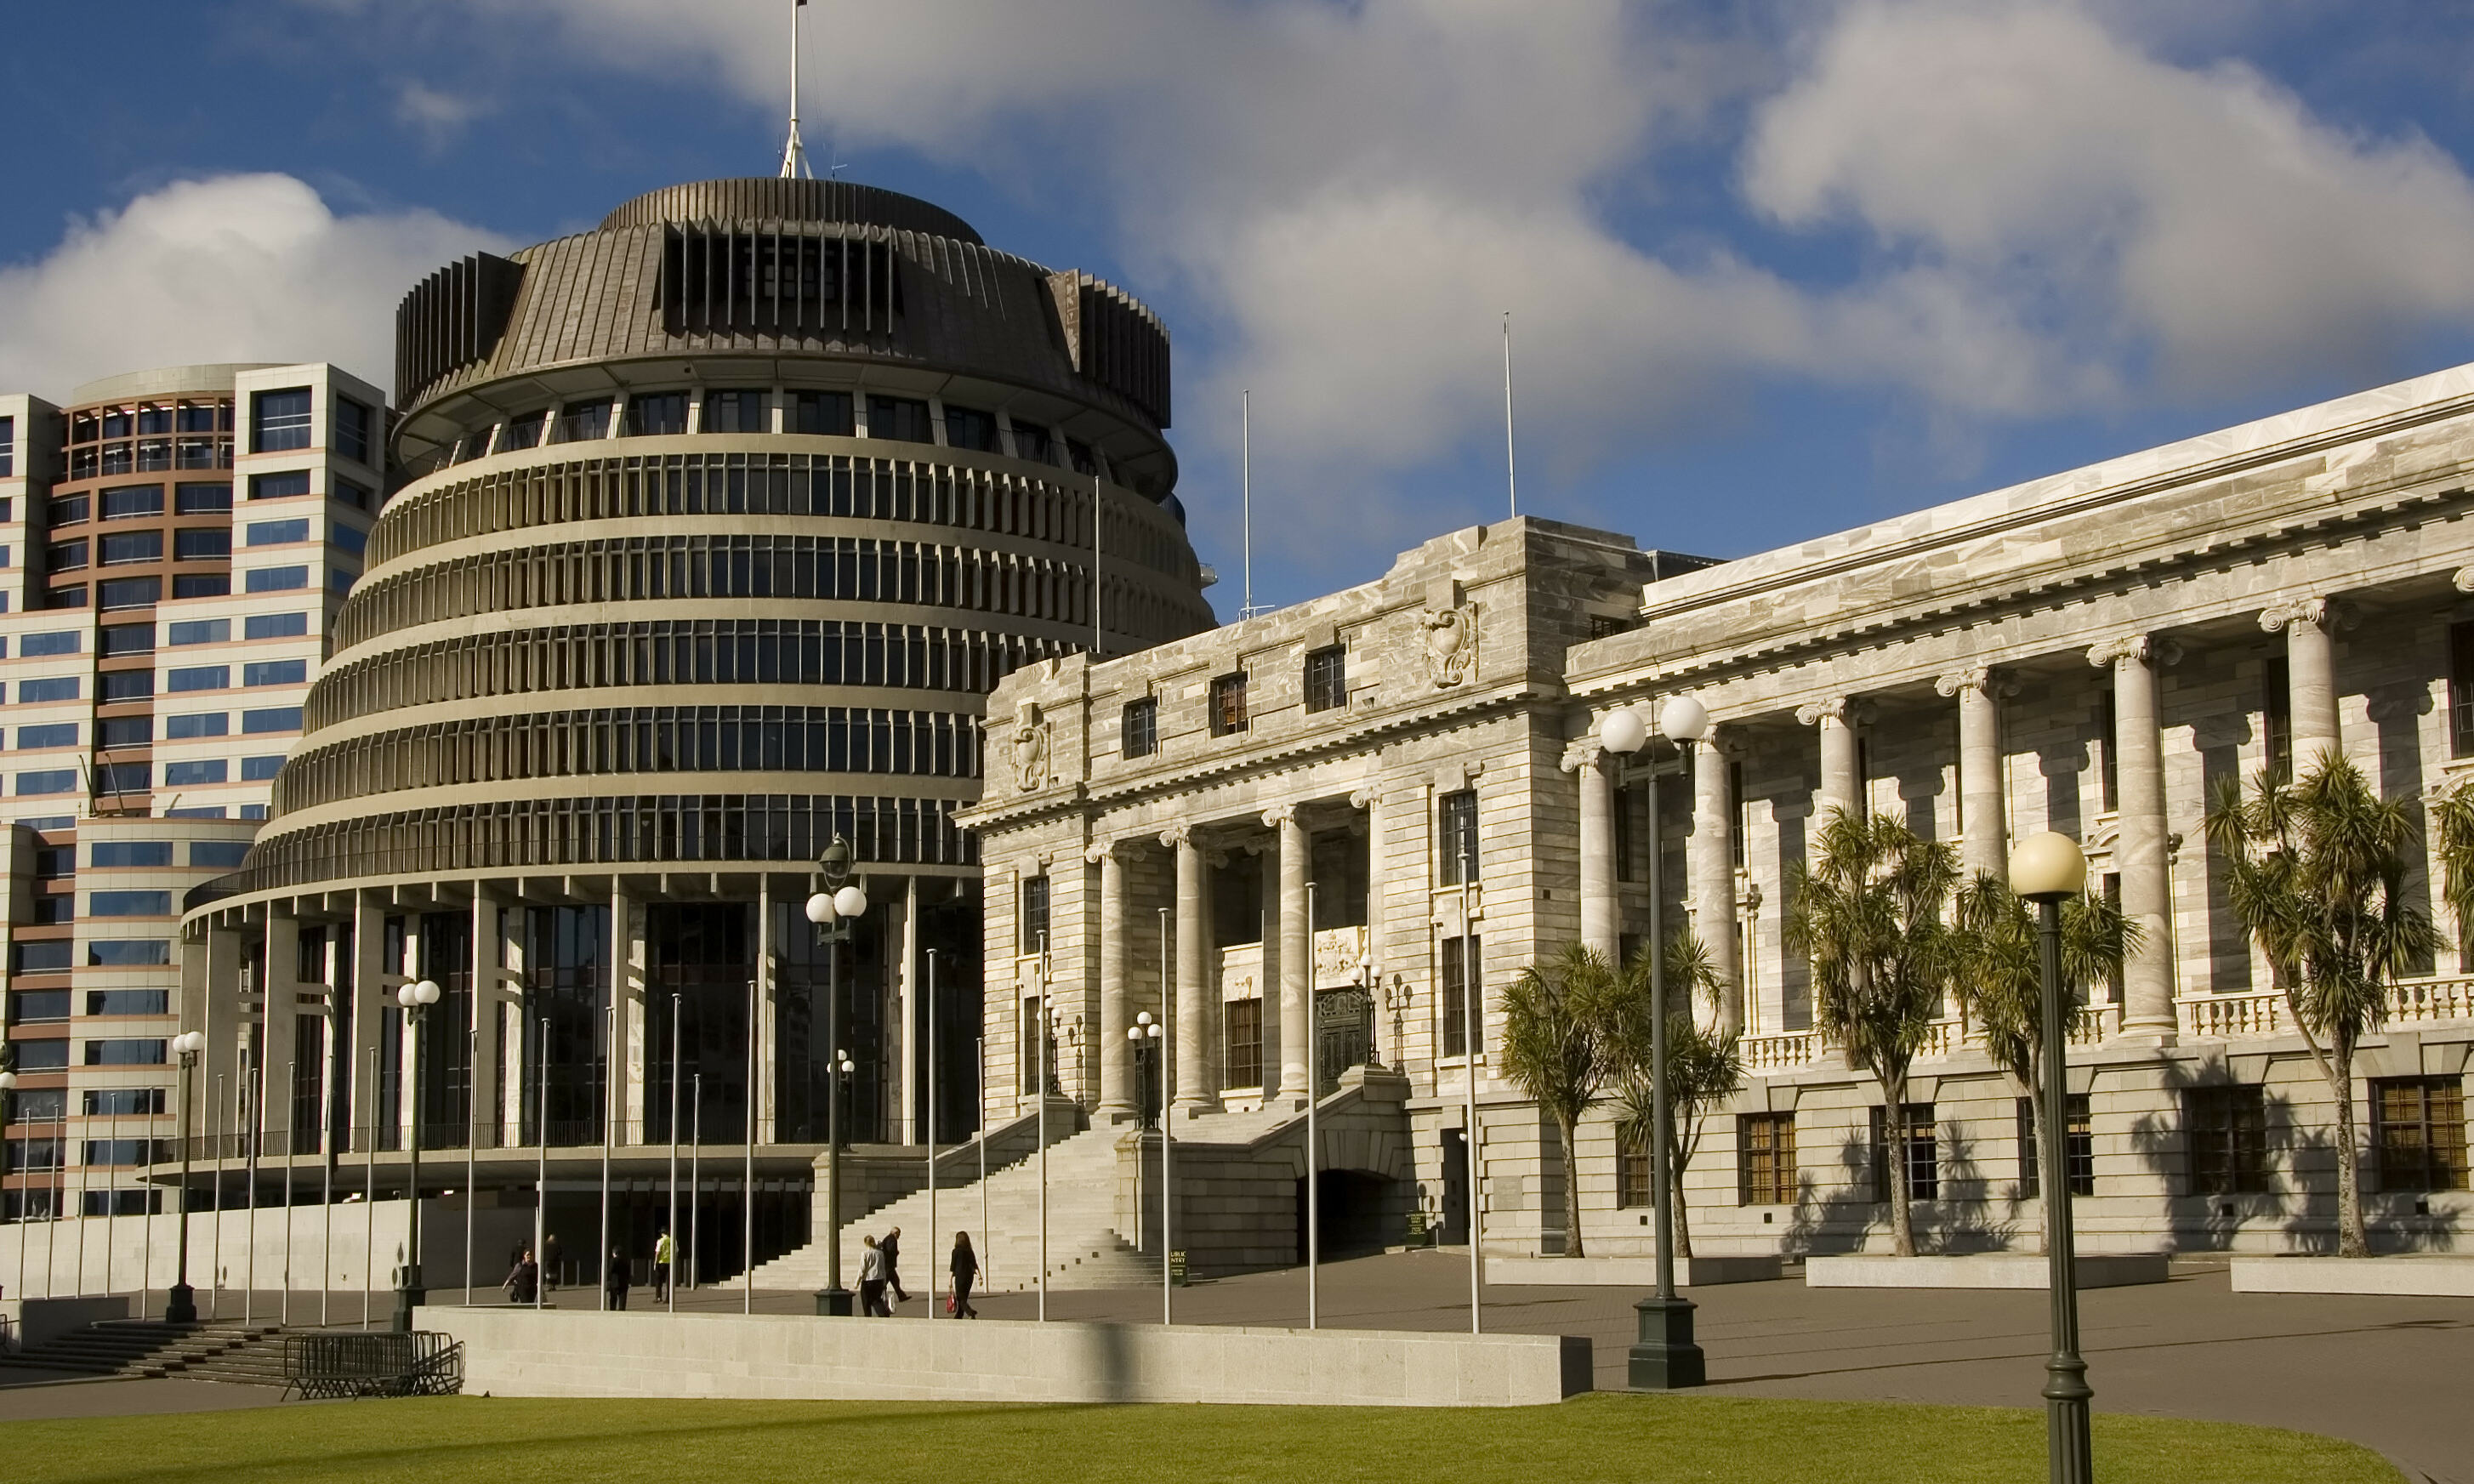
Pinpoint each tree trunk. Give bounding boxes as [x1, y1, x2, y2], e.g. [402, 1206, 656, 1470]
[1560, 1112, 1586, 1259]
[1885, 1071, 1915, 1257]
[2330, 1038, 2368, 1259]
[2019, 1066, 2048, 1257]
[1667, 1125, 1695, 1260]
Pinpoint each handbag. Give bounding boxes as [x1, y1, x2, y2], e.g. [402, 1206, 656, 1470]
[946, 1294, 956, 1316]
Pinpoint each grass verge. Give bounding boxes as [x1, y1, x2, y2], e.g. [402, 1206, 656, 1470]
[0, 1391, 2403, 1484]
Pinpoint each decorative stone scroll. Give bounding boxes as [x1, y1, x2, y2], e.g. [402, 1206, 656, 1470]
[1004, 700, 1053, 793]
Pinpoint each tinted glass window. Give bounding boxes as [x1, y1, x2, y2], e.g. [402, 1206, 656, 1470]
[247, 471, 311, 501]
[175, 528, 231, 560]
[867, 396, 932, 444]
[174, 483, 233, 515]
[335, 397, 374, 464]
[245, 611, 308, 640]
[165, 713, 229, 739]
[248, 519, 310, 546]
[252, 388, 313, 452]
[101, 485, 165, 520]
[793, 391, 854, 435]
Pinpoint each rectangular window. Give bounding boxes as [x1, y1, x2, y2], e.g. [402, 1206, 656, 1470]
[99, 671, 154, 702]
[21, 630, 80, 657]
[246, 612, 309, 640]
[44, 584, 87, 609]
[1010, 421, 1055, 465]
[20, 677, 80, 702]
[97, 577, 161, 609]
[242, 707, 304, 734]
[329, 567, 357, 596]
[1303, 645, 1347, 714]
[944, 406, 997, 452]
[2186, 1085, 2269, 1195]
[2016, 1094, 2095, 1197]
[335, 397, 373, 465]
[2264, 656, 2292, 784]
[1618, 1126, 1652, 1208]
[248, 518, 310, 546]
[498, 412, 546, 453]
[1738, 1112, 1799, 1204]
[173, 574, 230, 599]
[867, 396, 932, 445]
[792, 391, 853, 435]
[251, 388, 314, 452]
[703, 389, 768, 434]
[48, 537, 88, 571]
[101, 485, 165, 520]
[1020, 995, 1044, 1095]
[93, 761, 149, 793]
[100, 530, 163, 565]
[1437, 789, 1480, 884]
[174, 529, 231, 561]
[242, 658, 308, 687]
[15, 770, 77, 796]
[88, 890, 173, 917]
[241, 755, 284, 782]
[1868, 1103, 1940, 1203]
[85, 988, 170, 1016]
[83, 1038, 169, 1066]
[168, 666, 230, 692]
[557, 399, 612, 443]
[175, 482, 233, 515]
[246, 566, 309, 593]
[2099, 692, 2119, 814]
[2374, 1077, 2469, 1192]
[625, 392, 688, 437]
[12, 940, 73, 974]
[10, 992, 70, 1024]
[163, 759, 230, 786]
[166, 712, 228, 740]
[331, 523, 369, 557]
[87, 936, 171, 964]
[247, 470, 311, 501]
[105, 620, 156, 656]
[1020, 875, 1051, 954]
[333, 479, 373, 511]
[15, 723, 77, 748]
[98, 715, 151, 748]
[85, 1089, 168, 1117]
[1439, 933, 1481, 1057]
[1122, 698, 1158, 759]
[0, 414, 11, 477]
[1210, 673, 1249, 736]
[2451, 624, 2474, 759]
[190, 839, 249, 867]
[1222, 998, 1264, 1089]
[49, 494, 90, 526]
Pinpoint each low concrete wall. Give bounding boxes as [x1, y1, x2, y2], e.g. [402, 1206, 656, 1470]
[1806, 1254, 2168, 1289]
[2231, 1256, 2474, 1296]
[0, 1200, 537, 1299]
[1, 1295, 132, 1350]
[1487, 1255, 1783, 1287]
[419, 1306, 1591, 1407]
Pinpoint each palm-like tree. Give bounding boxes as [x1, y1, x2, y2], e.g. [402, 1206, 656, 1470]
[1613, 928, 1743, 1259]
[1952, 874, 2139, 1252]
[2206, 752, 2438, 1258]
[1785, 810, 1961, 1257]
[1500, 943, 1628, 1259]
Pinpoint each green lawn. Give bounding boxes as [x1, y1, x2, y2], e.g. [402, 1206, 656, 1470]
[2, 1394, 2402, 1484]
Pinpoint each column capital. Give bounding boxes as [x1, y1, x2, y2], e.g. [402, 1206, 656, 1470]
[1794, 696, 1871, 727]
[2258, 596, 2357, 634]
[1261, 804, 1300, 831]
[2455, 566, 2474, 594]
[2087, 634, 2181, 669]
[1559, 738, 1604, 775]
[1934, 666, 2018, 700]
[1083, 840, 1121, 867]
[1348, 783, 1378, 810]
[1157, 825, 1194, 850]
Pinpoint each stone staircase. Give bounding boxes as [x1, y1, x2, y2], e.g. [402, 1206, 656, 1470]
[0, 1320, 294, 1386]
[746, 1121, 1161, 1294]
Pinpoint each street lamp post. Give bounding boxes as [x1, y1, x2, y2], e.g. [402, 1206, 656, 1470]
[1609, 696, 1711, 1390]
[391, 978, 442, 1333]
[162, 1043, 206, 1322]
[2012, 831, 2095, 1484]
[804, 836, 868, 1316]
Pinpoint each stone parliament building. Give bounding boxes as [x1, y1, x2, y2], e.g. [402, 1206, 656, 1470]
[964, 364, 2474, 1268]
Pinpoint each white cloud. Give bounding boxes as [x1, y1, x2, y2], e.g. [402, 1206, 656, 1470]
[395, 81, 493, 145]
[0, 173, 510, 403]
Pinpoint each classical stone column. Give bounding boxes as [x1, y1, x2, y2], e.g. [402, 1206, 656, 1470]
[1092, 843, 1135, 1119]
[1165, 827, 1212, 1112]
[1564, 738, 1618, 964]
[1266, 806, 1312, 1103]
[1797, 697, 1863, 822]
[1937, 668, 2014, 881]
[2260, 597, 2349, 770]
[1689, 727, 1742, 1034]
[2090, 635, 2180, 1038]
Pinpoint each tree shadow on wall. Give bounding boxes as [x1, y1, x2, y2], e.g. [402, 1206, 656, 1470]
[1776, 1123, 2019, 1256]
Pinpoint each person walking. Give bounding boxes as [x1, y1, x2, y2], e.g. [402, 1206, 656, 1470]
[949, 1231, 979, 1319]
[503, 1248, 538, 1305]
[881, 1225, 910, 1305]
[857, 1234, 890, 1317]
[605, 1247, 631, 1311]
[543, 1232, 562, 1293]
[653, 1229, 674, 1303]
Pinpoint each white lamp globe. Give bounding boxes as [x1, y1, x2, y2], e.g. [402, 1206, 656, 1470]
[1127, 1026, 1143, 1043]
[833, 884, 868, 918]
[414, 979, 442, 1006]
[0, 1072, 15, 1091]
[1600, 708, 1649, 756]
[2010, 831, 2089, 902]
[805, 891, 837, 925]
[1658, 695, 1709, 744]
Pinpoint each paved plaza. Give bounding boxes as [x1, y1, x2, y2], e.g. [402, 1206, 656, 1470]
[7, 1250, 2463, 1481]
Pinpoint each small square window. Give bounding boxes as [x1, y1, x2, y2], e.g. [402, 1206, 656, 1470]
[1209, 673, 1249, 736]
[1122, 698, 1158, 759]
[1303, 645, 1346, 714]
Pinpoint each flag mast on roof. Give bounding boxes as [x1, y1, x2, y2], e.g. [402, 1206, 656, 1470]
[779, 0, 813, 180]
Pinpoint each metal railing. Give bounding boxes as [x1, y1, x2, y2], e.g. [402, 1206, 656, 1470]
[282, 1332, 464, 1401]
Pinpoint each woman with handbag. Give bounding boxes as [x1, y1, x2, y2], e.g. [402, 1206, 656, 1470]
[949, 1231, 980, 1319]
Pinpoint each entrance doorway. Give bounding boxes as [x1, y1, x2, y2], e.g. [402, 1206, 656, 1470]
[1439, 1128, 1470, 1245]
[1315, 987, 1372, 1088]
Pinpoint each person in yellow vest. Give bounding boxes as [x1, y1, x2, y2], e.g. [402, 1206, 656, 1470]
[653, 1229, 674, 1302]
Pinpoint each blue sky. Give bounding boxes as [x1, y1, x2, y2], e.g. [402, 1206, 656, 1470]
[5, 2, 2474, 616]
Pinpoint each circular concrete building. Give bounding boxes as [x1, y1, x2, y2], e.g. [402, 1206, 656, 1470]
[175, 179, 1214, 1287]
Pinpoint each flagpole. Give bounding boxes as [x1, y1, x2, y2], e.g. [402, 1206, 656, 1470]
[1502, 310, 1518, 518]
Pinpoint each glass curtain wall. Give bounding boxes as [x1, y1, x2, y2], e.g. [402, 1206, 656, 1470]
[646, 905, 754, 1145]
[522, 906, 610, 1146]
[773, 898, 886, 1146]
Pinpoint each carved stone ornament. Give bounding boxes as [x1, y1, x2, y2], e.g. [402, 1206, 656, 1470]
[1422, 600, 1479, 688]
[2258, 596, 2357, 635]
[1005, 700, 1053, 793]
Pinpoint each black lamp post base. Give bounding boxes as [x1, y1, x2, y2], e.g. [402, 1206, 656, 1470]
[1628, 1294, 1706, 1390]
[393, 1269, 425, 1333]
[815, 1286, 855, 1316]
[163, 1283, 197, 1326]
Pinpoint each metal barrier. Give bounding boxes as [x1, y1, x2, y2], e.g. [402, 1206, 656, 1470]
[282, 1332, 464, 1401]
